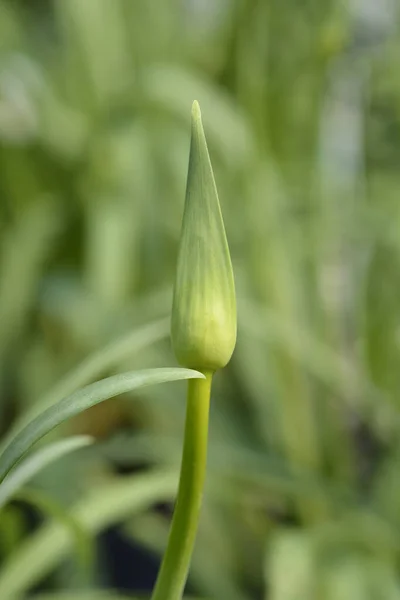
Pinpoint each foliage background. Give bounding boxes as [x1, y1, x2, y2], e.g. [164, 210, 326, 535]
[1, 0, 400, 598]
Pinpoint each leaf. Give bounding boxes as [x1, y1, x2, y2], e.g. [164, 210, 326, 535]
[0, 468, 179, 597]
[0, 368, 204, 483]
[0, 436, 93, 509]
[0, 317, 169, 454]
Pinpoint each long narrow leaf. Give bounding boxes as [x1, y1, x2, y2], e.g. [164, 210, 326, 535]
[0, 368, 203, 482]
[0, 317, 169, 454]
[0, 436, 93, 510]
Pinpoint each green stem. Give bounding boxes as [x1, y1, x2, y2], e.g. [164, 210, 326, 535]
[151, 371, 213, 600]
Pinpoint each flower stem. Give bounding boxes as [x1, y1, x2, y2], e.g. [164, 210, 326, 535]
[151, 371, 213, 600]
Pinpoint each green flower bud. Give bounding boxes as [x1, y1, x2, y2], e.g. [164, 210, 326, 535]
[171, 101, 237, 371]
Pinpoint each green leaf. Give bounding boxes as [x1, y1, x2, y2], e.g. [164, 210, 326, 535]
[0, 368, 203, 483]
[0, 436, 93, 509]
[0, 469, 179, 597]
[0, 317, 169, 454]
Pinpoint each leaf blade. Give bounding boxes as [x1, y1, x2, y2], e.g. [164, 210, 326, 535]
[0, 317, 169, 455]
[0, 436, 93, 510]
[0, 368, 203, 482]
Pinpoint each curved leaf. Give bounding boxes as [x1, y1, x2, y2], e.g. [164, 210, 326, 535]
[0, 368, 203, 482]
[0, 436, 93, 510]
[0, 317, 169, 454]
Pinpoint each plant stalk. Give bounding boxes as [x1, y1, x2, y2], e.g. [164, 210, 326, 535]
[151, 371, 213, 600]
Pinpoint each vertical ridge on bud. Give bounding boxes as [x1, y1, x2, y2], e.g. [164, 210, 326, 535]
[171, 101, 236, 371]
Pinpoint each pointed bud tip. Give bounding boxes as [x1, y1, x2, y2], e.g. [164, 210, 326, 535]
[191, 100, 201, 122]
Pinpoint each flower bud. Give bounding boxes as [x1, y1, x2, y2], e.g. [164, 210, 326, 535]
[171, 101, 236, 371]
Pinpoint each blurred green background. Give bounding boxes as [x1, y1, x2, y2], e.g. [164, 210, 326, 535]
[1, 0, 400, 598]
